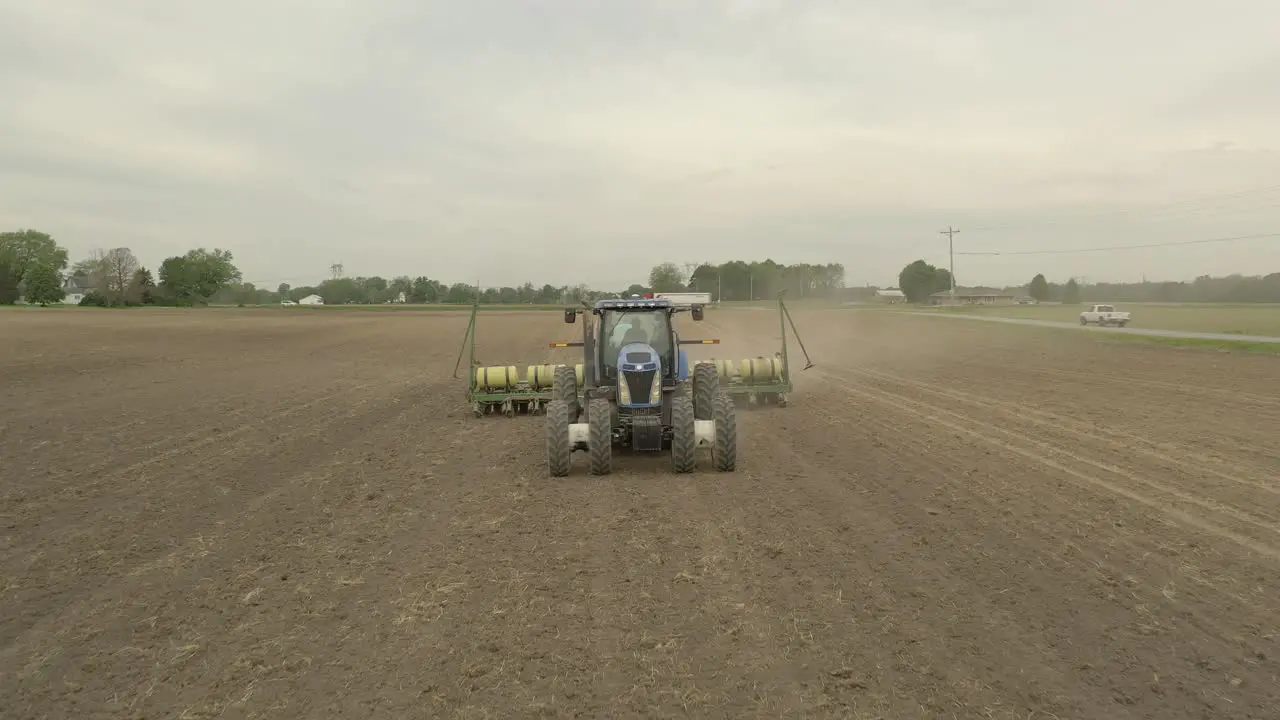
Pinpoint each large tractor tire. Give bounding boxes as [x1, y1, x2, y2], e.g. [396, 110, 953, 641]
[692, 363, 720, 420]
[545, 400, 571, 477]
[712, 391, 738, 471]
[587, 397, 612, 476]
[670, 395, 697, 473]
[552, 365, 579, 420]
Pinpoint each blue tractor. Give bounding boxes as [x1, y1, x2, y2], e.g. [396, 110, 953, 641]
[545, 297, 737, 476]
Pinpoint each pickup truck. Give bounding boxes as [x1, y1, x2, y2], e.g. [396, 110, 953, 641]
[1079, 304, 1130, 327]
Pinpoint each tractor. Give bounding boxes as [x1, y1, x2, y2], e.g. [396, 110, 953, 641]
[544, 297, 737, 476]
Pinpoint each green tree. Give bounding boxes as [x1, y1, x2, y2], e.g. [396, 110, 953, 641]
[131, 268, 157, 305]
[0, 230, 69, 280]
[317, 277, 360, 305]
[159, 248, 241, 304]
[1062, 278, 1081, 304]
[1028, 273, 1050, 301]
[0, 229, 69, 304]
[445, 283, 477, 303]
[648, 262, 686, 293]
[23, 262, 65, 305]
[388, 276, 412, 302]
[409, 276, 441, 303]
[0, 258, 18, 304]
[897, 260, 953, 303]
[688, 264, 720, 298]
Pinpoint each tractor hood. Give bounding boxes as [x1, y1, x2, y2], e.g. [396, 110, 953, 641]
[616, 342, 662, 407]
[617, 342, 662, 373]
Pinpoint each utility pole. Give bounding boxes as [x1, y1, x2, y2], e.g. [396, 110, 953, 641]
[939, 226, 959, 303]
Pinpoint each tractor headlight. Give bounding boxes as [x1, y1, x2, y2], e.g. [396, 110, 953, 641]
[618, 376, 631, 405]
[649, 372, 662, 404]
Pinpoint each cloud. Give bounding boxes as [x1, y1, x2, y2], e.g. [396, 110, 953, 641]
[3, 0, 1280, 288]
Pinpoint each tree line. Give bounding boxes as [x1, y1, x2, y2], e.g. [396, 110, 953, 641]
[4, 228, 850, 308]
[1, 229, 241, 307]
[1020, 272, 1280, 304]
[650, 261, 846, 300]
[888, 257, 1280, 305]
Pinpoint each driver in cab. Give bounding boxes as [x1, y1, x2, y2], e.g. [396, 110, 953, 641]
[609, 316, 653, 349]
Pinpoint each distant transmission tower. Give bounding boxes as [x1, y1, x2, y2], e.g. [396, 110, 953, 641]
[330, 262, 344, 280]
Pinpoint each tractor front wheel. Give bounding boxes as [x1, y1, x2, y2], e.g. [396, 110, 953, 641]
[552, 365, 579, 421]
[545, 400, 571, 477]
[670, 396, 697, 473]
[587, 397, 612, 476]
[692, 363, 720, 420]
[712, 391, 738, 472]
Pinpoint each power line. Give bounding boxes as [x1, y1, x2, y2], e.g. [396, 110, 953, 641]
[954, 231, 1280, 257]
[967, 183, 1280, 232]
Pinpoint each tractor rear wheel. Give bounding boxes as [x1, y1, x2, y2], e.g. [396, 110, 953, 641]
[670, 395, 696, 473]
[712, 391, 738, 472]
[692, 363, 719, 420]
[552, 365, 579, 420]
[587, 397, 612, 476]
[545, 400, 571, 477]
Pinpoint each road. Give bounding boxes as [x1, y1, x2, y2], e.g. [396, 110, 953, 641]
[912, 312, 1280, 343]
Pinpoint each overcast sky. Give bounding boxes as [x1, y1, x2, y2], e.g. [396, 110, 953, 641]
[3, 0, 1279, 289]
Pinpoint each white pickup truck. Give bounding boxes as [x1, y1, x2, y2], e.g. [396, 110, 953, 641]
[1079, 304, 1131, 327]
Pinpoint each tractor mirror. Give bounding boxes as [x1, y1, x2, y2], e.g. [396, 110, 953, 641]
[691, 305, 704, 321]
[563, 309, 577, 324]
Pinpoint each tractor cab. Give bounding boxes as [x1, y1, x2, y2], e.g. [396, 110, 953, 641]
[561, 298, 707, 405]
[598, 304, 675, 383]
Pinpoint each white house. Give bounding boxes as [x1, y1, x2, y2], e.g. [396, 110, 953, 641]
[61, 275, 92, 305]
[298, 294, 325, 306]
[874, 288, 906, 303]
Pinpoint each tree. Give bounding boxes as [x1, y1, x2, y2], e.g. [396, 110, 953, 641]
[102, 248, 139, 305]
[897, 260, 953, 303]
[689, 264, 720, 298]
[648, 263, 686, 293]
[130, 268, 156, 305]
[409, 276, 442, 304]
[277, 282, 291, 297]
[0, 230, 69, 281]
[1028, 273, 1050, 302]
[23, 262, 65, 306]
[159, 248, 241, 305]
[388, 276, 412, 302]
[1062, 278, 1081, 305]
[0, 229, 69, 304]
[0, 258, 18, 304]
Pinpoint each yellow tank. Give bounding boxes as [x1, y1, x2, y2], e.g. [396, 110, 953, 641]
[526, 364, 558, 389]
[739, 356, 784, 383]
[713, 359, 737, 379]
[548, 364, 586, 387]
[474, 365, 519, 390]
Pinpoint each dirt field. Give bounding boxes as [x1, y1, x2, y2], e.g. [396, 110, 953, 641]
[2, 307, 1278, 719]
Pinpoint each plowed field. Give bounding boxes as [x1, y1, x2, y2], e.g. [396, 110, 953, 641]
[2, 307, 1277, 719]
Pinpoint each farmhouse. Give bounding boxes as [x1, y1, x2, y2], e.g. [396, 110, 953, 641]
[298, 294, 325, 306]
[929, 291, 1016, 306]
[874, 288, 906, 303]
[62, 276, 92, 305]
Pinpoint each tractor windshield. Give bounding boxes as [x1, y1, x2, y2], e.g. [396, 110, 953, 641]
[600, 309, 673, 376]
